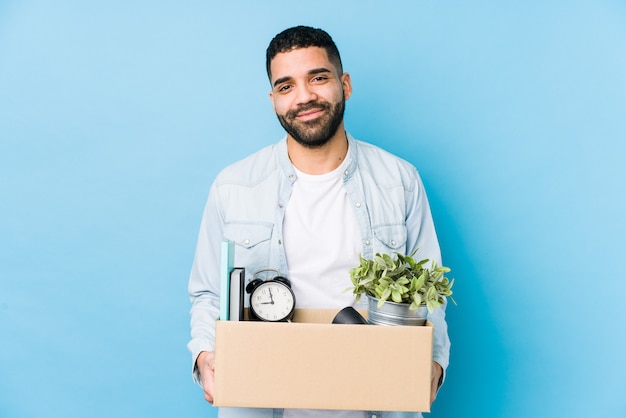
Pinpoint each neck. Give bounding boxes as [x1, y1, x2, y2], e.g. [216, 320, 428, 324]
[287, 125, 348, 175]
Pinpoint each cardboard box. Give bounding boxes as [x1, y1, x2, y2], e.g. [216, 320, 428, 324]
[213, 309, 433, 412]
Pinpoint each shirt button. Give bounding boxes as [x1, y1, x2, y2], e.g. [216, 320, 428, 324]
[365, 240, 370, 246]
[391, 240, 396, 246]
[355, 202, 361, 208]
[244, 239, 250, 245]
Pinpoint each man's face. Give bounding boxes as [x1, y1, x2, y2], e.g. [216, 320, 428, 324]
[269, 47, 352, 148]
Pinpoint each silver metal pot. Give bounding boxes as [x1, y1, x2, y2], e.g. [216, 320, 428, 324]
[367, 296, 428, 326]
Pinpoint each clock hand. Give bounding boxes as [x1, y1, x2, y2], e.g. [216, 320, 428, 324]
[268, 287, 274, 303]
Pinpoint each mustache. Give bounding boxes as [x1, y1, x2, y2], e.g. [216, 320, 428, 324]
[286, 101, 331, 119]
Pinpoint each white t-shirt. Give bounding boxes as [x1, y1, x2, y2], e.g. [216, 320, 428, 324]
[282, 151, 362, 310]
[282, 150, 365, 418]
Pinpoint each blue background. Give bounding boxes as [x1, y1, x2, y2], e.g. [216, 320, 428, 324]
[1, 1, 625, 417]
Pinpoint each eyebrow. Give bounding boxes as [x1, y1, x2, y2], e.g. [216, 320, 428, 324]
[272, 67, 333, 88]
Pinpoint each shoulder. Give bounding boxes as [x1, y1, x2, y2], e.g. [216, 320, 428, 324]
[214, 141, 282, 187]
[352, 138, 421, 186]
[354, 139, 414, 168]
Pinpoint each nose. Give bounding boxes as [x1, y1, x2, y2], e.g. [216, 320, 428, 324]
[295, 83, 317, 105]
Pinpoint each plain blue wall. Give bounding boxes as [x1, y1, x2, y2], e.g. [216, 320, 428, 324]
[1, 1, 625, 417]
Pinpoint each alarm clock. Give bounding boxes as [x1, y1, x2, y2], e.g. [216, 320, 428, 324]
[245, 269, 296, 322]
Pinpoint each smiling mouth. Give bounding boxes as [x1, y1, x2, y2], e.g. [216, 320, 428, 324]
[296, 108, 324, 120]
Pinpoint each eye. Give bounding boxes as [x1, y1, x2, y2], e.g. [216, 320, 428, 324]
[312, 76, 328, 83]
[277, 84, 292, 93]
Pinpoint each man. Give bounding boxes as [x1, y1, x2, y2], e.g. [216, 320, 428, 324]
[188, 26, 450, 418]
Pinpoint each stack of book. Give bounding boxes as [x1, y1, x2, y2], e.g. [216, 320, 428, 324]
[219, 240, 245, 321]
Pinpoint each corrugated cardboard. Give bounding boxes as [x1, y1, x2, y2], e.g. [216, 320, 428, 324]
[213, 308, 433, 412]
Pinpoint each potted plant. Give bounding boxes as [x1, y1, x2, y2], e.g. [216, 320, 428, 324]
[348, 250, 455, 325]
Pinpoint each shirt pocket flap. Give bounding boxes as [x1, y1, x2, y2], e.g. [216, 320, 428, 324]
[373, 224, 407, 250]
[223, 222, 274, 249]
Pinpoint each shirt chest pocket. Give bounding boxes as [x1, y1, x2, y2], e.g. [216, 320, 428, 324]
[223, 222, 274, 268]
[373, 224, 407, 253]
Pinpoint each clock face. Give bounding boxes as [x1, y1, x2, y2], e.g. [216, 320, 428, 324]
[250, 281, 295, 322]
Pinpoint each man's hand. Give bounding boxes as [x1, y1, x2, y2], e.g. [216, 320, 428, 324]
[197, 351, 216, 404]
[430, 361, 443, 405]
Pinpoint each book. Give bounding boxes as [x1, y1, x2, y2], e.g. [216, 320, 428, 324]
[229, 268, 245, 321]
[219, 241, 235, 321]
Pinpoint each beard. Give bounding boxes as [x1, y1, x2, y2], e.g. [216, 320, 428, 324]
[276, 96, 345, 149]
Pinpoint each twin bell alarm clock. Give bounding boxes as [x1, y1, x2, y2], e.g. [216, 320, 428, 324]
[245, 269, 295, 322]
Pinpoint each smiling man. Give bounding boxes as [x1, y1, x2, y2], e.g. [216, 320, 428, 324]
[271, 46, 349, 150]
[188, 26, 450, 418]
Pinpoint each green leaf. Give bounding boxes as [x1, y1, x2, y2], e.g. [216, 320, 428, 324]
[414, 273, 426, 290]
[429, 285, 438, 298]
[412, 293, 423, 305]
[395, 276, 409, 286]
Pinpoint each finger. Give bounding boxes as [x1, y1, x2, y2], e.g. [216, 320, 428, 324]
[430, 378, 438, 404]
[430, 369, 439, 404]
[206, 379, 215, 404]
[203, 367, 215, 404]
[203, 371, 215, 404]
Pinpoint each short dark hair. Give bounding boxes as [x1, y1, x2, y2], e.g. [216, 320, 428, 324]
[266, 26, 343, 81]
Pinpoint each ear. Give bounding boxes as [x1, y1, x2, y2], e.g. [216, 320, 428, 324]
[269, 90, 276, 110]
[341, 72, 352, 100]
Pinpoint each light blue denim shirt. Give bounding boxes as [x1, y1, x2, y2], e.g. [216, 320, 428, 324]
[188, 134, 451, 418]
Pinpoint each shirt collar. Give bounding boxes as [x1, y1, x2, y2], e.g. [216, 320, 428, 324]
[276, 132, 359, 184]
